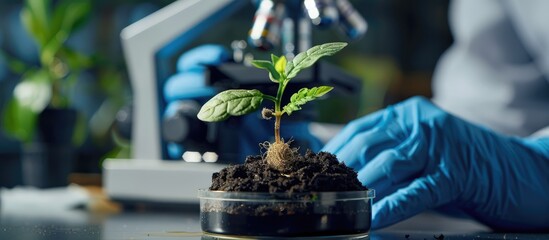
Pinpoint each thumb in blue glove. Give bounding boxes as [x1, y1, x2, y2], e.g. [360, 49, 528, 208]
[164, 44, 230, 102]
[322, 96, 549, 231]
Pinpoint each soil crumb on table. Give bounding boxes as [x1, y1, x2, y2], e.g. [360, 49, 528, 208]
[434, 234, 445, 240]
[210, 150, 366, 192]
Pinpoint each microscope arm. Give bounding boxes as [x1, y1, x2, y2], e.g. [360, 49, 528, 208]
[121, 0, 247, 159]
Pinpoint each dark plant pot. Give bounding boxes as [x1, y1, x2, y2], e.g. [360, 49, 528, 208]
[37, 108, 78, 144]
[22, 108, 78, 188]
[199, 189, 374, 238]
[0, 153, 23, 188]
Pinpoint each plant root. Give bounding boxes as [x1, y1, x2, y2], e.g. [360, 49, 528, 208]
[261, 140, 298, 172]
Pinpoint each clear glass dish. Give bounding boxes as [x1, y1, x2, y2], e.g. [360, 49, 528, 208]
[198, 189, 375, 238]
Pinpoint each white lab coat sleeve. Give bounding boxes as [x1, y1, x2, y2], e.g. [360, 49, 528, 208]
[432, 0, 549, 137]
[504, 0, 549, 83]
[503, 0, 549, 138]
[531, 127, 549, 138]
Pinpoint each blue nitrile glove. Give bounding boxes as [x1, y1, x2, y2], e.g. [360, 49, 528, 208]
[164, 44, 230, 102]
[322, 96, 549, 231]
[163, 45, 230, 158]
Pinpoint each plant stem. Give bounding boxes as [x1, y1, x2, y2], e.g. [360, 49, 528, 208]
[49, 67, 62, 108]
[273, 78, 288, 144]
[263, 94, 277, 102]
[274, 113, 281, 144]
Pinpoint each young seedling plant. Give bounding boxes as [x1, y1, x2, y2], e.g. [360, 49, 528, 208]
[197, 42, 347, 171]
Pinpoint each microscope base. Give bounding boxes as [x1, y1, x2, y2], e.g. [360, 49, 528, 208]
[103, 159, 226, 204]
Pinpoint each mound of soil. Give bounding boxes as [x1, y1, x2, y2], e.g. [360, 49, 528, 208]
[209, 150, 366, 193]
[203, 150, 371, 236]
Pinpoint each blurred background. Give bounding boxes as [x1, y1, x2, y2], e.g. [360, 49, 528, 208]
[0, 0, 452, 188]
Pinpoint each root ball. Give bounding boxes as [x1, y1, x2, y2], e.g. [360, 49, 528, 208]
[263, 140, 297, 172]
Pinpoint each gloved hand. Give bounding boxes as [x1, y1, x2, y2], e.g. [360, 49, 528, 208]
[164, 44, 230, 102]
[163, 45, 230, 158]
[322, 96, 549, 231]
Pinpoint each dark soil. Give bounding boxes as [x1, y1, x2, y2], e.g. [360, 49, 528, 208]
[202, 150, 370, 237]
[209, 150, 366, 193]
[202, 211, 371, 237]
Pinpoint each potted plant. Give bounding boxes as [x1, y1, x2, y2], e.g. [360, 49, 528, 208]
[2, 0, 91, 188]
[197, 42, 374, 238]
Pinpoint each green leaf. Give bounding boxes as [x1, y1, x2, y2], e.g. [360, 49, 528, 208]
[20, 6, 46, 48]
[3, 98, 38, 143]
[197, 89, 264, 122]
[251, 60, 279, 82]
[60, 47, 92, 70]
[271, 54, 279, 66]
[285, 42, 348, 80]
[101, 146, 131, 163]
[50, 0, 69, 35]
[283, 86, 333, 115]
[21, 0, 51, 47]
[275, 55, 287, 76]
[26, 0, 51, 30]
[25, 0, 91, 66]
[64, 0, 91, 33]
[5, 71, 52, 142]
[72, 112, 87, 146]
[0, 49, 28, 74]
[41, 31, 69, 66]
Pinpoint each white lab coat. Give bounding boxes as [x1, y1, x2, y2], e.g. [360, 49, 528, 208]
[432, 0, 549, 137]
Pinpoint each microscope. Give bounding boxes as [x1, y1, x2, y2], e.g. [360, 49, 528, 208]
[104, 0, 366, 204]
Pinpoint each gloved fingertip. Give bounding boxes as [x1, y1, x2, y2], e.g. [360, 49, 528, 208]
[321, 109, 386, 156]
[371, 202, 383, 230]
[371, 172, 454, 229]
[371, 195, 401, 230]
[164, 72, 218, 101]
[167, 143, 184, 159]
[177, 44, 230, 72]
[320, 141, 339, 154]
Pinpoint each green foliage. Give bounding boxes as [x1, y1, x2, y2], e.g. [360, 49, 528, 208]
[283, 86, 333, 115]
[3, 70, 51, 142]
[197, 89, 264, 122]
[2, 0, 92, 144]
[251, 60, 280, 82]
[100, 130, 132, 165]
[274, 55, 287, 76]
[197, 42, 347, 131]
[3, 96, 38, 142]
[22, 0, 91, 67]
[285, 42, 347, 80]
[72, 113, 87, 146]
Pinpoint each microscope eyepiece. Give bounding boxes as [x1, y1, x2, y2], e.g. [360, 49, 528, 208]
[303, 0, 339, 28]
[336, 0, 367, 40]
[248, 0, 366, 53]
[248, 0, 283, 50]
